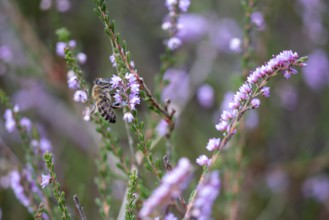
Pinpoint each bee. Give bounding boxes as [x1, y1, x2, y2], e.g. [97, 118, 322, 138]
[92, 78, 120, 123]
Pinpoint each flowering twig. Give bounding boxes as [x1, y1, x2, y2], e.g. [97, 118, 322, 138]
[124, 170, 138, 220]
[43, 152, 71, 220]
[187, 51, 308, 217]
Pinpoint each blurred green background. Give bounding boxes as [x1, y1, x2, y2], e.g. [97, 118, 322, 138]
[0, 0, 329, 219]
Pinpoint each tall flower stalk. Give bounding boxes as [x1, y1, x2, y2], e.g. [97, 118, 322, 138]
[186, 51, 307, 217]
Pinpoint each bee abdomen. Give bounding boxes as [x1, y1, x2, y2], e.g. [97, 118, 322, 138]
[98, 99, 116, 123]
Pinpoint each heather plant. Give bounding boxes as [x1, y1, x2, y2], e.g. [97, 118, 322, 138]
[1, 0, 329, 220]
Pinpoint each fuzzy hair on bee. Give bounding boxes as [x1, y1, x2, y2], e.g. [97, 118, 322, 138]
[92, 77, 120, 123]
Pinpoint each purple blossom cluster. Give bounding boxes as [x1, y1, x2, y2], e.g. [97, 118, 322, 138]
[187, 171, 221, 220]
[163, 0, 191, 50]
[3, 106, 34, 133]
[109, 73, 141, 122]
[197, 50, 306, 166]
[139, 158, 193, 218]
[8, 167, 44, 213]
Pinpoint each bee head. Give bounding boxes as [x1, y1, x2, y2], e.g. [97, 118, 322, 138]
[94, 78, 111, 86]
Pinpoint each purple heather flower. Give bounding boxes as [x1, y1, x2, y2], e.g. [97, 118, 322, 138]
[156, 119, 169, 137]
[20, 117, 32, 131]
[302, 49, 329, 91]
[206, 138, 221, 151]
[303, 174, 329, 203]
[164, 213, 178, 220]
[251, 11, 266, 30]
[76, 52, 87, 64]
[276, 83, 298, 110]
[196, 155, 211, 166]
[229, 37, 242, 53]
[110, 75, 122, 88]
[139, 158, 193, 218]
[0, 45, 13, 63]
[167, 37, 182, 50]
[67, 70, 80, 89]
[41, 174, 51, 189]
[56, 0, 71, 12]
[197, 84, 214, 108]
[73, 90, 88, 103]
[123, 112, 134, 123]
[4, 109, 16, 132]
[162, 20, 172, 31]
[56, 42, 67, 57]
[109, 54, 117, 67]
[251, 98, 260, 109]
[261, 87, 270, 97]
[189, 171, 221, 220]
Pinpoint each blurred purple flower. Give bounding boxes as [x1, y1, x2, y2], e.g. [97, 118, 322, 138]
[83, 106, 91, 121]
[210, 18, 242, 53]
[156, 119, 169, 137]
[251, 98, 260, 109]
[162, 69, 190, 109]
[229, 37, 242, 53]
[189, 171, 220, 219]
[266, 169, 288, 193]
[41, 174, 51, 189]
[20, 117, 32, 131]
[73, 90, 88, 103]
[109, 54, 117, 67]
[40, 138, 52, 153]
[167, 37, 182, 50]
[4, 109, 16, 132]
[67, 70, 80, 89]
[164, 213, 177, 220]
[56, 42, 67, 57]
[261, 86, 270, 97]
[303, 174, 329, 202]
[56, 0, 71, 12]
[302, 49, 329, 91]
[76, 52, 87, 64]
[10, 170, 31, 210]
[68, 40, 76, 48]
[139, 158, 193, 218]
[251, 11, 266, 30]
[176, 14, 208, 43]
[0, 45, 13, 63]
[40, 0, 52, 10]
[197, 84, 214, 108]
